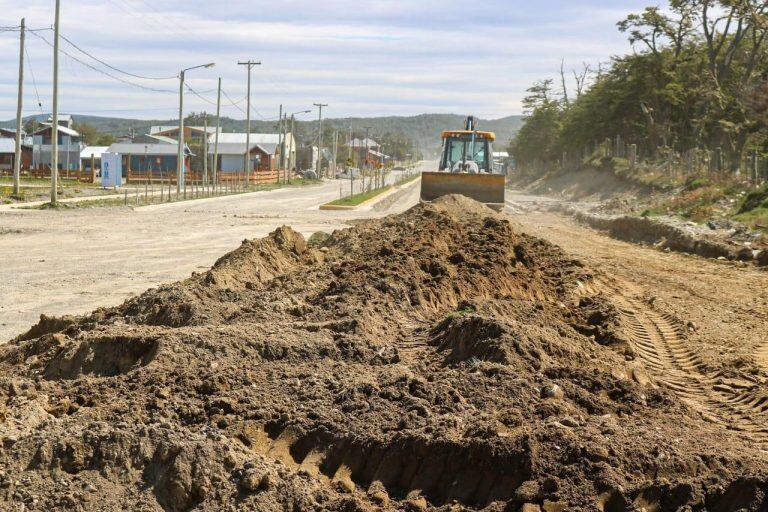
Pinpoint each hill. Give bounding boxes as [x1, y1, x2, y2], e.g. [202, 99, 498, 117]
[1, 113, 522, 155]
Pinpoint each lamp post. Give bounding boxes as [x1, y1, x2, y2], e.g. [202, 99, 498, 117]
[177, 62, 215, 197]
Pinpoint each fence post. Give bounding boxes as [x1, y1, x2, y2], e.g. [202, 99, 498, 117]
[629, 144, 637, 169]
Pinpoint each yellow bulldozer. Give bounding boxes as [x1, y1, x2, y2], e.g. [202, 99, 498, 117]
[420, 116, 506, 211]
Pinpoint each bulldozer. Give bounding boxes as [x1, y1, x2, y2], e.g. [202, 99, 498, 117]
[420, 116, 506, 211]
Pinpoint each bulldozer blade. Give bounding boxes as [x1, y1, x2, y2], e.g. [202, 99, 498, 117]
[420, 172, 506, 211]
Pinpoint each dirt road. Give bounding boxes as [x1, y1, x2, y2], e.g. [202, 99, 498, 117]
[507, 191, 768, 447]
[0, 167, 423, 341]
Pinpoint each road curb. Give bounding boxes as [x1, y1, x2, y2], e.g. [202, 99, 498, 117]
[319, 176, 420, 211]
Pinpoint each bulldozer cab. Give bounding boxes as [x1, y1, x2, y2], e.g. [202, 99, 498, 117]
[440, 131, 493, 173]
[420, 116, 506, 211]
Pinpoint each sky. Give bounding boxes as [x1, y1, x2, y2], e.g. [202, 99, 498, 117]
[0, 0, 653, 122]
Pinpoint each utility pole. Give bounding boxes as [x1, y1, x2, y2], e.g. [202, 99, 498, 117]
[13, 17, 24, 197]
[333, 129, 339, 177]
[277, 104, 283, 182]
[348, 125, 352, 161]
[313, 103, 327, 177]
[51, 0, 60, 205]
[238, 60, 261, 188]
[214, 77, 221, 190]
[177, 62, 214, 197]
[363, 126, 371, 191]
[177, 71, 185, 196]
[203, 112, 208, 188]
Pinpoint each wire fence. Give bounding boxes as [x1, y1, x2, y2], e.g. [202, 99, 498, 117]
[547, 136, 768, 186]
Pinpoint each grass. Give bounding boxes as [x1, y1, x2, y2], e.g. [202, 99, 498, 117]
[0, 177, 97, 187]
[17, 178, 324, 210]
[325, 171, 422, 207]
[327, 185, 393, 206]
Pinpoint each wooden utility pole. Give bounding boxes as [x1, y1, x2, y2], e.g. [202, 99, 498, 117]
[333, 129, 339, 177]
[214, 77, 221, 191]
[51, 0, 61, 204]
[277, 104, 283, 182]
[238, 60, 260, 188]
[313, 103, 327, 177]
[203, 112, 208, 188]
[13, 18, 24, 197]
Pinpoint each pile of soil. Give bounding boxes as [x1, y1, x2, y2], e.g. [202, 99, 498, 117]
[1, 195, 767, 511]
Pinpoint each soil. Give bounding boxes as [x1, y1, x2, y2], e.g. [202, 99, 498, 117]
[2, 195, 768, 511]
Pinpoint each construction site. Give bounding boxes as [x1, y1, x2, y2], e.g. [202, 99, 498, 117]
[3, 0, 768, 511]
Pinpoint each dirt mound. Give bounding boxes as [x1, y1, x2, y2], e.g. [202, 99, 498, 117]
[1, 199, 767, 511]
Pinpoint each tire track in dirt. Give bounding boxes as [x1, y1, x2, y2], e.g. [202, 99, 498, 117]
[581, 275, 768, 446]
[242, 422, 524, 508]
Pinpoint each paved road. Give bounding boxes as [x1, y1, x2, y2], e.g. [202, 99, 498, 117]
[0, 163, 429, 341]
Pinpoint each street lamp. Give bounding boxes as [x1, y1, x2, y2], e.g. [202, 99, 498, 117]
[177, 62, 215, 196]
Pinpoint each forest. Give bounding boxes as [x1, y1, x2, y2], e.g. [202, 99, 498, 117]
[511, 1, 768, 175]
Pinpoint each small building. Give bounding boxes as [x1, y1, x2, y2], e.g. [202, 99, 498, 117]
[134, 133, 177, 145]
[0, 127, 21, 139]
[81, 146, 110, 174]
[349, 137, 381, 151]
[105, 142, 193, 179]
[208, 133, 295, 173]
[151, 125, 215, 146]
[31, 123, 82, 171]
[0, 138, 32, 172]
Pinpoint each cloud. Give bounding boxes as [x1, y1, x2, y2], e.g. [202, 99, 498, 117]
[0, 0, 650, 120]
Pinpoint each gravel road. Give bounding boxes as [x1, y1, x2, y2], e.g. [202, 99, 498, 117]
[0, 165, 424, 341]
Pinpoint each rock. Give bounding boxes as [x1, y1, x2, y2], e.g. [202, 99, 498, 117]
[335, 477, 355, 493]
[543, 500, 568, 512]
[369, 490, 389, 506]
[540, 384, 564, 400]
[560, 416, 580, 428]
[757, 250, 768, 267]
[406, 496, 428, 511]
[515, 480, 541, 502]
[736, 247, 754, 261]
[521, 504, 542, 512]
[238, 469, 264, 493]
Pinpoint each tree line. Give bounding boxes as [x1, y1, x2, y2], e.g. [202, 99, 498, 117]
[510, 1, 768, 174]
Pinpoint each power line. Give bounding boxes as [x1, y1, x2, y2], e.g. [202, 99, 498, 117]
[24, 45, 44, 114]
[221, 89, 247, 116]
[59, 32, 177, 80]
[29, 30, 176, 94]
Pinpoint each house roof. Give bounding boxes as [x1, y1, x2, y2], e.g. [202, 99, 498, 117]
[213, 133, 281, 145]
[132, 134, 177, 145]
[81, 146, 110, 159]
[0, 138, 31, 153]
[150, 125, 217, 135]
[33, 123, 80, 137]
[350, 137, 379, 148]
[106, 143, 192, 156]
[208, 141, 278, 156]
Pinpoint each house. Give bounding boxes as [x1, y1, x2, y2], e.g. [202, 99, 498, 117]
[81, 146, 110, 173]
[349, 137, 381, 151]
[48, 113, 74, 129]
[207, 133, 295, 173]
[105, 142, 193, 179]
[0, 127, 21, 139]
[150, 125, 216, 146]
[133, 133, 177, 145]
[0, 138, 32, 172]
[31, 122, 82, 171]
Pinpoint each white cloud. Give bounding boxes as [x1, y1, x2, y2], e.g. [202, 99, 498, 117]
[0, 0, 650, 120]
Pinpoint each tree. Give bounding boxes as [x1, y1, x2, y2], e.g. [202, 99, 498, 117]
[509, 80, 562, 170]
